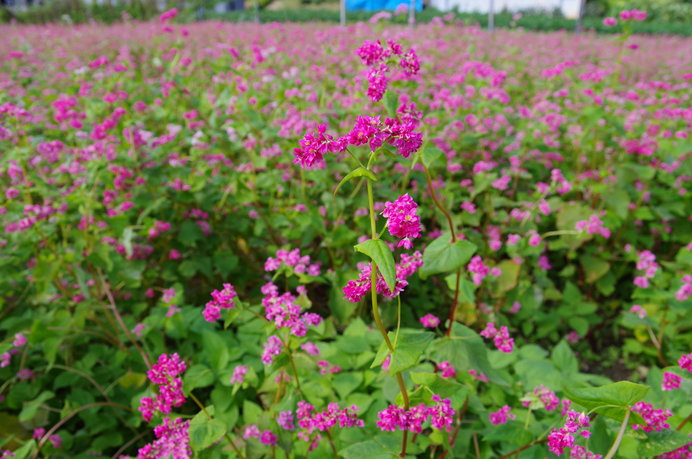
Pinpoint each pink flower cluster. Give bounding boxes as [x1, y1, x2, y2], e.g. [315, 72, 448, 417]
[293, 115, 423, 169]
[296, 401, 364, 450]
[343, 251, 423, 302]
[381, 194, 422, 248]
[230, 365, 248, 384]
[139, 353, 187, 422]
[468, 256, 500, 285]
[675, 274, 692, 301]
[570, 445, 602, 459]
[658, 443, 692, 459]
[547, 410, 592, 456]
[420, 314, 440, 328]
[679, 353, 692, 372]
[0, 333, 26, 368]
[629, 304, 647, 318]
[243, 425, 277, 445]
[480, 323, 514, 353]
[264, 248, 321, 276]
[469, 369, 489, 382]
[631, 402, 672, 432]
[575, 214, 610, 239]
[356, 40, 420, 101]
[377, 395, 455, 433]
[522, 385, 560, 411]
[261, 336, 283, 365]
[662, 372, 682, 391]
[633, 250, 659, 288]
[262, 283, 322, 336]
[489, 405, 515, 425]
[137, 417, 191, 459]
[619, 9, 647, 21]
[438, 361, 456, 378]
[202, 283, 237, 322]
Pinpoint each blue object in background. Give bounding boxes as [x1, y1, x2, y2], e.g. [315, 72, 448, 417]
[346, 0, 422, 12]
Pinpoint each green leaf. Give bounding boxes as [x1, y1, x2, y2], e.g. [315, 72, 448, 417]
[384, 90, 399, 118]
[422, 145, 443, 168]
[332, 372, 364, 399]
[189, 417, 227, 450]
[551, 340, 578, 374]
[178, 221, 203, 246]
[419, 235, 477, 279]
[389, 331, 434, 373]
[19, 391, 54, 422]
[202, 332, 229, 372]
[340, 438, 398, 459]
[580, 255, 610, 283]
[184, 365, 215, 392]
[494, 260, 521, 293]
[334, 167, 377, 196]
[637, 429, 691, 456]
[354, 239, 396, 294]
[564, 381, 649, 422]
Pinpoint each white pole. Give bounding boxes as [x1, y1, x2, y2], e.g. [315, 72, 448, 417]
[575, 0, 585, 33]
[340, 0, 345, 26]
[488, 0, 494, 31]
[408, 0, 414, 27]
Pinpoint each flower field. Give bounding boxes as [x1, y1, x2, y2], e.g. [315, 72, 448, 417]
[0, 12, 691, 459]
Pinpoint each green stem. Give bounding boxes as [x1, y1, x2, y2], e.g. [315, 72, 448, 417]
[190, 392, 246, 459]
[604, 409, 630, 459]
[366, 178, 410, 457]
[423, 166, 461, 337]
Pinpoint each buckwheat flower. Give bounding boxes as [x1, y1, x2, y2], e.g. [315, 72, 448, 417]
[301, 342, 320, 355]
[492, 175, 511, 191]
[259, 430, 277, 445]
[679, 354, 692, 372]
[48, 434, 61, 448]
[243, 425, 260, 439]
[382, 354, 391, 370]
[509, 301, 521, 314]
[575, 215, 610, 238]
[1, 450, 13, 458]
[132, 323, 146, 337]
[357, 40, 388, 66]
[438, 361, 456, 378]
[565, 331, 580, 343]
[399, 49, 420, 77]
[538, 255, 552, 271]
[202, 283, 237, 322]
[429, 395, 455, 431]
[33, 428, 45, 439]
[489, 405, 515, 425]
[658, 443, 692, 458]
[159, 8, 178, 23]
[230, 365, 248, 384]
[631, 402, 672, 432]
[603, 17, 617, 26]
[662, 372, 682, 391]
[468, 256, 490, 285]
[547, 410, 592, 455]
[629, 305, 647, 318]
[420, 314, 440, 328]
[459, 202, 476, 215]
[278, 411, 295, 430]
[294, 124, 339, 169]
[633, 276, 649, 288]
[469, 369, 489, 382]
[17, 369, 32, 380]
[12, 333, 26, 347]
[507, 234, 521, 246]
[261, 336, 283, 364]
[367, 64, 389, 102]
[137, 417, 190, 459]
[570, 445, 602, 459]
[169, 249, 181, 260]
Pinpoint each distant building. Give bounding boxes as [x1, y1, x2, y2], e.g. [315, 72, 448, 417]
[430, 0, 581, 18]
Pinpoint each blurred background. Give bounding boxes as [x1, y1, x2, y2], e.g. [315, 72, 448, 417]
[1, 0, 690, 34]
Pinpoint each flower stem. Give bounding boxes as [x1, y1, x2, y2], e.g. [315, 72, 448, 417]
[366, 178, 410, 457]
[423, 166, 461, 337]
[604, 409, 630, 459]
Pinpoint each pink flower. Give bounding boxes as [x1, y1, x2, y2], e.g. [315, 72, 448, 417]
[381, 195, 422, 245]
[230, 365, 248, 384]
[469, 369, 489, 382]
[278, 411, 295, 430]
[261, 336, 283, 364]
[480, 323, 514, 353]
[12, 333, 26, 347]
[603, 17, 617, 26]
[631, 402, 672, 432]
[662, 372, 682, 391]
[138, 354, 186, 423]
[460, 201, 477, 214]
[420, 314, 440, 328]
[629, 305, 647, 318]
[438, 361, 456, 378]
[547, 410, 592, 455]
[260, 430, 277, 445]
[489, 405, 515, 425]
[202, 283, 237, 322]
[301, 342, 320, 355]
[377, 395, 454, 433]
[679, 353, 692, 372]
[132, 323, 146, 338]
[138, 417, 190, 459]
[159, 8, 178, 23]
